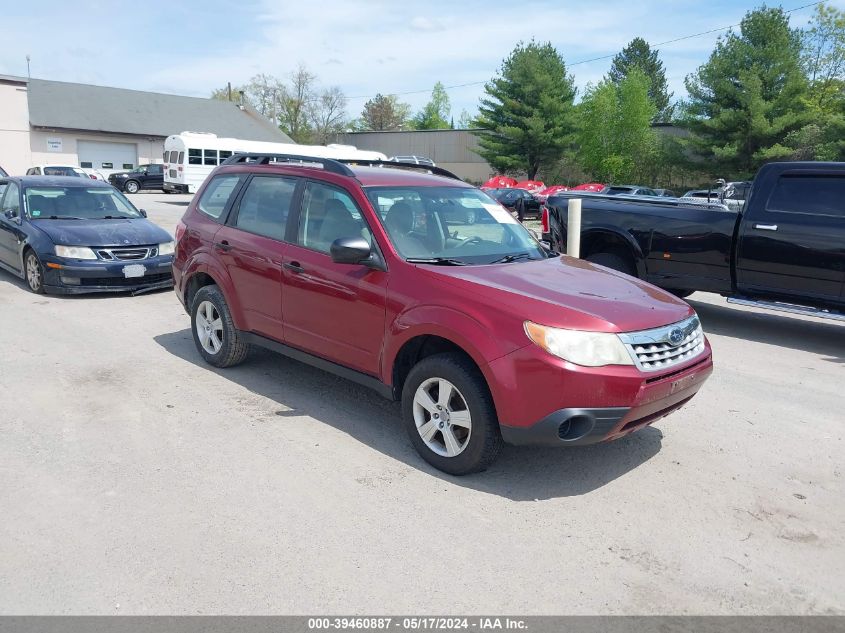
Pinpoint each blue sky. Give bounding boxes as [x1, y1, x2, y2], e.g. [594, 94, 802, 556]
[1, 0, 842, 121]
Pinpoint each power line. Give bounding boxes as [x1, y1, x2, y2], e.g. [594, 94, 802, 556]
[344, 0, 823, 102]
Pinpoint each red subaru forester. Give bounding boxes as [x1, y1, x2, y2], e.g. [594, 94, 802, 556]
[172, 154, 713, 475]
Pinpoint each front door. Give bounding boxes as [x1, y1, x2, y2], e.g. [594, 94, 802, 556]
[281, 180, 388, 376]
[736, 171, 845, 303]
[216, 175, 300, 342]
[0, 182, 23, 271]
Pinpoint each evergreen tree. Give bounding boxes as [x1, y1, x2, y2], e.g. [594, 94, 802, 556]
[609, 37, 674, 121]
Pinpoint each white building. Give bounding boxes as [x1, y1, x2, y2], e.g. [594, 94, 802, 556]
[0, 75, 292, 176]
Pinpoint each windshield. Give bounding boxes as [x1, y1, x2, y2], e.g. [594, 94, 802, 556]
[25, 187, 142, 220]
[365, 186, 545, 265]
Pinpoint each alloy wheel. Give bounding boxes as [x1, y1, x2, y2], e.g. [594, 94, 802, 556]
[195, 300, 224, 355]
[412, 377, 472, 457]
[26, 255, 41, 290]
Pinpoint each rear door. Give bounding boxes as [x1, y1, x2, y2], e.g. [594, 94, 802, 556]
[215, 175, 301, 343]
[145, 164, 164, 190]
[736, 169, 845, 303]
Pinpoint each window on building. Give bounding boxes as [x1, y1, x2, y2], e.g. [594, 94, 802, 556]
[80, 162, 93, 169]
[203, 149, 219, 166]
[188, 148, 202, 165]
[101, 162, 113, 169]
[123, 164, 134, 170]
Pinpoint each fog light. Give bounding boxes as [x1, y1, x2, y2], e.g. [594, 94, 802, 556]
[60, 276, 81, 285]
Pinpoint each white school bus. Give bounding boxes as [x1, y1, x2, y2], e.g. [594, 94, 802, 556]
[162, 132, 388, 194]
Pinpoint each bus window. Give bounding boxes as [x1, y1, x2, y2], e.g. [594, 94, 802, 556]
[188, 149, 202, 165]
[203, 149, 218, 166]
[219, 150, 232, 163]
[178, 151, 184, 164]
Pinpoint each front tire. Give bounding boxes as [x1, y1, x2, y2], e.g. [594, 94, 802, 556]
[24, 250, 45, 294]
[124, 180, 140, 194]
[191, 285, 249, 368]
[402, 353, 503, 475]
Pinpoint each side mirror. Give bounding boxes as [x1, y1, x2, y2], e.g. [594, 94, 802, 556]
[139, 209, 147, 218]
[3, 209, 18, 220]
[330, 236, 372, 265]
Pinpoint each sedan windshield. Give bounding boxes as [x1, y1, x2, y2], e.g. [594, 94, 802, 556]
[25, 187, 142, 220]
[365, 186, 545, 265]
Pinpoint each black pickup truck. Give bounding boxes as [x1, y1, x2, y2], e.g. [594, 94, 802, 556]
[546, 162, 845, 319]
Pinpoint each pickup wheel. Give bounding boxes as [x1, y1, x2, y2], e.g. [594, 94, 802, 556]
[670, 289, 695, 299]
[191, 285, 249, 368]
[402, 353, 504, 475]
[585, 251, 636, 277]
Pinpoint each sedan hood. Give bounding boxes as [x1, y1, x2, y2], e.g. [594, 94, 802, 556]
[32, 218, 172, 247]
[421, 255, 694, 333]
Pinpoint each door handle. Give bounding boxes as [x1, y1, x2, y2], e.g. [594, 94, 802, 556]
[284, 261, 304, 273]
[214, 240, 231, 252]
[753, 223, 778, 231]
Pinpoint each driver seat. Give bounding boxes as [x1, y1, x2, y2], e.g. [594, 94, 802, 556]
[384, 203, 430, 258]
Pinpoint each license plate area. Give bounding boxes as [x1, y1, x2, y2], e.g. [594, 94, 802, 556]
[123, 264, 146, 278]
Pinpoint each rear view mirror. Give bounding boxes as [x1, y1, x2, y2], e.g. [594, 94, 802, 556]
[330, 237, 371, 265]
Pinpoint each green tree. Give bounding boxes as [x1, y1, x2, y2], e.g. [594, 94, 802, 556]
[360, 93, 412, 130]
[608, 37, 674, 122]
[802, 2, 845, 113]
[683, 7, 810, 178]
[475, 41, 577, 179]
[576, 69, 657, 183]
[412, 82, 451, 130]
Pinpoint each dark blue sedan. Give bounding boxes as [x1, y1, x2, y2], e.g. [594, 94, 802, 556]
[0, 176, 174, 294]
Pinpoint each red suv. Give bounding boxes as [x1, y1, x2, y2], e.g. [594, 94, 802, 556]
[172, 154, 713, 475]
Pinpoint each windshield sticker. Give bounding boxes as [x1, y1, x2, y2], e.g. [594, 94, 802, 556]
[31, 209, 41, 217]
[483, 203, 518, 225]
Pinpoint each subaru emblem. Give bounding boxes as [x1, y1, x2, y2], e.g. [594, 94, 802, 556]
[668, 328, 684, 345]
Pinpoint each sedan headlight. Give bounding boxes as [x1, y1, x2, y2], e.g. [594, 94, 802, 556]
[54, 245, 98, 260]
[524, 321, 633, 367]
[158, 241, 175, 255]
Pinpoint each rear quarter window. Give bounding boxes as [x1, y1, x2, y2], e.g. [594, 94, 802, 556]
[766, 175, 845, 218]
[197, 175, 241, 220]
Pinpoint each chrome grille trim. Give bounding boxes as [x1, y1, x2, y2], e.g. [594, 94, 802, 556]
[96, 247, 158, 261]
[618, 315, 705, 372]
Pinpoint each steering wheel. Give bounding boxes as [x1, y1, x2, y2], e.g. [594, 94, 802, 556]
[458, 235, 485, 247]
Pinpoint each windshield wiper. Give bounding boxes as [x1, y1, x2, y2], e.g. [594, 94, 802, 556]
[405, 257, 469, 266]
[45, 215, 86, 220]
[488, 252, 536, 264]
[102, 215, 131, 219]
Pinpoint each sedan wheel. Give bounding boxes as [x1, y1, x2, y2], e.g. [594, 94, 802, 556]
[25, 252, 45, 294]
[413, 377, 472, 457]
[195, 300, 224, 355]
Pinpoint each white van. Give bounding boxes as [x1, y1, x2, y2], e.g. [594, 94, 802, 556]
[162, 132, 388, 194]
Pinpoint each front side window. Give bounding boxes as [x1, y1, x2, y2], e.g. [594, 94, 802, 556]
[188, 148, 202, 165]
[296, 181, 372, 254]
[197, 175, 240, 220]
[24, 186, 140, 220]
[365, 186, 545, 264]
[767, 175, 845, 217]
[1, 183, 20, 216]
[234, 176, 297, 240]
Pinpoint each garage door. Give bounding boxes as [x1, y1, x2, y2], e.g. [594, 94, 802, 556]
[77, 141, 137, 177]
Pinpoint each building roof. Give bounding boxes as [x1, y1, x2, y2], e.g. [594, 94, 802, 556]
[26, 78, 293, 143]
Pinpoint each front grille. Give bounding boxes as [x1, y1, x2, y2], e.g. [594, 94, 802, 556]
[97, 247, 158, 261]
[618, 315, 705, 372]
[79, 273, 171, 287]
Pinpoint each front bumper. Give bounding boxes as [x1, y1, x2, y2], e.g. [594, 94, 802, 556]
[42, 254, 174, 295]
[490, 341, 713, 447]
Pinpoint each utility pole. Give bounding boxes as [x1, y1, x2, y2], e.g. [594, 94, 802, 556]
[26, 55, 31, 78]
[227, 82, 232, 102]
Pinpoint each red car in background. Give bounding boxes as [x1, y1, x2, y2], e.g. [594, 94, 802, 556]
[572, 182, 606, 192]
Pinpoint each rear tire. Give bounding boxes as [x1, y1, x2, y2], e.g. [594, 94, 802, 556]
[191, 285, 249, 368]
[585, 250, 637, 277]
[401, 353, 504, 475]
[670, 289, 695, 299]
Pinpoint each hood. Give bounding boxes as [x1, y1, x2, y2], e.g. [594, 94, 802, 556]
[32, 218, 172, 247]
[420, 255, 694, 333]
[108, 171, 135, 179]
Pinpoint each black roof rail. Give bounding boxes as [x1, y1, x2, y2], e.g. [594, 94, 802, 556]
[222, 152, 355, 177]
[337, 159, 462, 181]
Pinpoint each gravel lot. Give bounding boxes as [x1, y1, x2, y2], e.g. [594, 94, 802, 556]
[0, 192, 842, 615]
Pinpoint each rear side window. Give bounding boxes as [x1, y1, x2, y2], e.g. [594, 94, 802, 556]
[767, 175, 845, 217]
[197, 175, 240, 220]
[188, 148, 202, 165]
[234, 176, 297, 241]
[148, 165, 163, 175]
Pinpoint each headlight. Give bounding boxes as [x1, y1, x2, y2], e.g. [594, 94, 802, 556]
[158, 241, 175, 255]
[524, 321, 633, 367]
[54, 245, 98, 260]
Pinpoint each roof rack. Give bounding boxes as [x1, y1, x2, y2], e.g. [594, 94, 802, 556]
[338, 159, 462, 181]
[222, 153, 355, 177]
